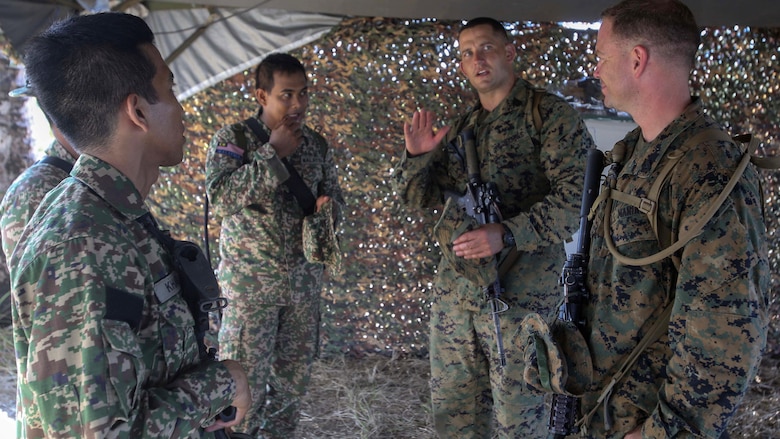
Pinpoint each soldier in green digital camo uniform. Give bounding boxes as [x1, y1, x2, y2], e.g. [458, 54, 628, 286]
[10, 13, 250, 438]
[580, 1, 770, 437]
[1, 136, 77, 260]
[206, 53, 344, 438]
[0, 125, 78, 328]
[393, 17, 593, 438]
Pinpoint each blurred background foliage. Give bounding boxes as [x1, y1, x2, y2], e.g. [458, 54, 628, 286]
[146, 18, 780, 358]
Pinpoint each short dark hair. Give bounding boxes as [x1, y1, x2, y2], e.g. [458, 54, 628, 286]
[459, 17, 510, 42]
[254, 53, 306, 92]
[601, 0, 700, 69]
[23, 12, 157, 153]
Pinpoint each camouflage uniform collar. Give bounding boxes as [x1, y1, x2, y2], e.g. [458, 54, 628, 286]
[252, 109, 269, 130]
[43, 140, 76, 164]
[623, 97, 705, 178]
[466, 77, 533, 127]
[71, 154, 149, 222]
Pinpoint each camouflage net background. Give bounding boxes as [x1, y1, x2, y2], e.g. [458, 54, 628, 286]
[147, 18, 780, 358]
[4, 18, 775, 358]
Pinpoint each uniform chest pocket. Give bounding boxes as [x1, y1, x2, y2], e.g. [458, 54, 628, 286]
[294, 158, 324, 187]
[603, 204, 659, 258]
[101, 319, 143, 418]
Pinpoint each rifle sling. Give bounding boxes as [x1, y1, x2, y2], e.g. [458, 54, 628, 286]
[245, 117, 317, 216]
[38, 155, 74, 174]
[498, 247, 519, 280]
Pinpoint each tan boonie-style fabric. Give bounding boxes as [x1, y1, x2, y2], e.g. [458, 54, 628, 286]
[302, 196, 342, 272]
[515, 312, 593, 397]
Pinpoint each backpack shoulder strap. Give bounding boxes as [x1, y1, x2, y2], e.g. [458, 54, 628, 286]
[231, 122, 250, 150]
[580, 129, 779, 433]
[532, 89, 543, 133]
[737, 133, 780, 170]
[602, 128, 751, 269]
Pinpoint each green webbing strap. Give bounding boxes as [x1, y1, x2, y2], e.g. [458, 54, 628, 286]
[232, 123, 247, 152]
[38, 155, 74, 174]
[532, 90, 543, 134]
[578, 301, 674, 432]
[579, 129, 777, 433]
[603, 128, 750, 269]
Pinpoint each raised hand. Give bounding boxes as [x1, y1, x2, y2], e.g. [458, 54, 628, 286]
[268, 115, 303, 159]
[403, 109, 451, 156]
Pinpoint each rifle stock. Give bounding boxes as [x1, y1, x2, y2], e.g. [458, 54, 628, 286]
[549, 147, 604, 438]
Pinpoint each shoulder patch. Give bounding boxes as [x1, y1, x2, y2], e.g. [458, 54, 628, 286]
[215, 141, 245, 160]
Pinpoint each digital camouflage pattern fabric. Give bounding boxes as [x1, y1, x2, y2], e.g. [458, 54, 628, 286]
[0, 140, 73, 328]
[10, 154, 237, 438]
[582, 99, 770, 438]
[206, 115, 344, 437]
[393, 78, 593, 438]
[0, 140, 73, 262]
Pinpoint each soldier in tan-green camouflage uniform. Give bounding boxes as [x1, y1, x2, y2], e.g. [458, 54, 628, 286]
[11, 13, 250, 438]
[1, 125, 78, 329]
[1, 136, 77, 262]
[393, 17, 593, 438]
[206, 53, 344, 438]
[580, 1, 770, 437]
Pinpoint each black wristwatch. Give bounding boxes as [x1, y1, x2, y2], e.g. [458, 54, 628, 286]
[502, 224, 515, 248]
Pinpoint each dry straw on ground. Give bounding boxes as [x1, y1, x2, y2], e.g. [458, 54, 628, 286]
[1, 326, 778, 438]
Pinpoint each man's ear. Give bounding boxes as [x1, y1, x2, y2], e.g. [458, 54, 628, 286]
[505, 42, 517, 63]
[254, 88, 267, 106]
[632, 45, 649, 77]
[124, 94, 149, 132]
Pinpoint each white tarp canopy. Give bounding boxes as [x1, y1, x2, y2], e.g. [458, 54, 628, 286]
[0, 1, 343, 100]
[170, 0, 780, 26]
[1, 0, 779, 100]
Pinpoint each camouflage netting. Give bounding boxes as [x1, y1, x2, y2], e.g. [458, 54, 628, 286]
[1, 18, 778, 359]
[146, 18, 780, 358]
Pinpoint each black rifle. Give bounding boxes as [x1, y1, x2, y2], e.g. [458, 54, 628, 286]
[171, 240, 251, 439]
[447, 128, 508, 367]
[548, 148, 604, 438]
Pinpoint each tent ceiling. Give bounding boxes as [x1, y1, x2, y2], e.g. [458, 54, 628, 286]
[157, 0, 780, 27]
[1, 0, 778, 100]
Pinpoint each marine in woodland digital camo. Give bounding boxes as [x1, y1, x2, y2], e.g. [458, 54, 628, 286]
[579, 1, 769, 437]
[393, 17, 594, 438]
[10, 12, 249, 438]
[206, 53, 344, 438]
